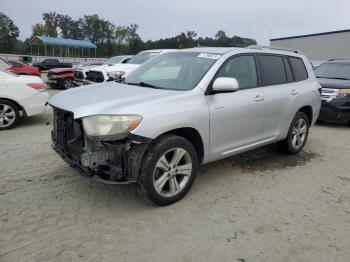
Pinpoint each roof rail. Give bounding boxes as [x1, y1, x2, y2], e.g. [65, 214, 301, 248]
[247, 45, 304, 54]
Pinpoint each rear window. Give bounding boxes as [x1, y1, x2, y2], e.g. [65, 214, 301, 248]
[258, 55, 287, 86]
[289, 57, 308, 81]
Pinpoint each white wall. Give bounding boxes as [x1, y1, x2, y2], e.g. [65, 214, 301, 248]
[271, 31, 350, 60]
[0, 53, 107, 64]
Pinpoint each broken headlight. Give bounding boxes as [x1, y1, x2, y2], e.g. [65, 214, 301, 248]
[82, 115, 142, 140]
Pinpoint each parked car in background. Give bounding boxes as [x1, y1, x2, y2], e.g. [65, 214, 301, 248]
[7, 60, 41, 77]
[85, 51, 170, 84]
[47, 61, 105, 89]
[46, 68, 76, 89]
[48, 46, 321, 205]
[32, 59, 72, 71]
[315, 60, 350, 124]
[0, 68, 49, 130]
[73, 61, 113, 86]
[310, 60, 326, 70]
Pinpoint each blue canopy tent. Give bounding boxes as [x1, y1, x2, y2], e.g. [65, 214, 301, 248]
[29, 36, 97, 58]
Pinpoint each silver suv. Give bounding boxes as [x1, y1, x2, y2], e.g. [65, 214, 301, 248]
[49, 46, 321, 205]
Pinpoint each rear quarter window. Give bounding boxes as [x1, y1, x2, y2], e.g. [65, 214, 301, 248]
[288, 57, 308, 81]
[258, 55, 287, 86]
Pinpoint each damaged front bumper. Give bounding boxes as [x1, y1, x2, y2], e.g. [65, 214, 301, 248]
[51, 107, 151, 184]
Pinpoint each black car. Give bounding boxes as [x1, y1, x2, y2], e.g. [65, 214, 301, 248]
[32, 59, 72, 71]
[315, 60, 350, 124]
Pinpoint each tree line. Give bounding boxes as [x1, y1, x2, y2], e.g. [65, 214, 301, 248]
[0, 12, 257, 57]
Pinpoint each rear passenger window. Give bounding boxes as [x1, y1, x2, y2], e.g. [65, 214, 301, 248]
[289, 57, 308, 81]
[258, 55, 287, 86]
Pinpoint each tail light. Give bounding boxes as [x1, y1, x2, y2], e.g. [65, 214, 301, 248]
[27, 83, 45, 92]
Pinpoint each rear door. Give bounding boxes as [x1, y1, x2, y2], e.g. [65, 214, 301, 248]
[257, 54, 301, 140]
[206, 54, 265, 160]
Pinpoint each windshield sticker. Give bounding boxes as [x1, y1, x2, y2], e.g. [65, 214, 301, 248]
[197, 53, 221, 60]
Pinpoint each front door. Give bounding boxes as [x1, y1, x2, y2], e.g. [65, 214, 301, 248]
[206, 55, 265, 161]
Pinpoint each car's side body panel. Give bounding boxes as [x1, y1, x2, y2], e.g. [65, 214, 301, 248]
[0, 72, 49, 116]
[48, 47, 321, 186]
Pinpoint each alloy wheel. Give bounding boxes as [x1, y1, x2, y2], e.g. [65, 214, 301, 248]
[63, 79, 74, 88]
[153, 147, 193, 197]
[0, 104, 16, 128]
[291, 118, 307, 149]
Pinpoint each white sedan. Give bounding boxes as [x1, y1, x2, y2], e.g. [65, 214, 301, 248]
[0, 70, 49, 130]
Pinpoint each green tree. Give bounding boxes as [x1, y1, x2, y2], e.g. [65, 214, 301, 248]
[126, 24, 142, 54]
[42, 12, 58, 37]
[31, 23, 46, 37]
[0, 13, 20, 53]
[57, 14, 83, 39]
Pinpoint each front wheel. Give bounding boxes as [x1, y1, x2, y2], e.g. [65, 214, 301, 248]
[61, 78, 74, 89]
[278, 112, 310, 154]
[139, 135, 198, 206]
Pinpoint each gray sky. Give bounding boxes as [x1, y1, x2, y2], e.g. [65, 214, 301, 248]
[1, 0, 350, 44]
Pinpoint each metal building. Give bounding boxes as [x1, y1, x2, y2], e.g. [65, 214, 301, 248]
[29, 36, 97, 58]
[270, 29, 350, 60]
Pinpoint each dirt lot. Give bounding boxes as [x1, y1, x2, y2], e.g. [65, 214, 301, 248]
[0, 90, 349, 262]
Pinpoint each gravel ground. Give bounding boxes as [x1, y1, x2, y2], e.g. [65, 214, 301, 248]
[0, 89, 349, 262]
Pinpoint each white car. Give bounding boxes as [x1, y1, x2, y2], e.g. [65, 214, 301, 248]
[74, 56, 132, 86]
[0, 70, 49, 130]
[85, 50, 173, 84]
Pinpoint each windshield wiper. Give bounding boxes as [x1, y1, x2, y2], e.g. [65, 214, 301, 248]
[125, 82, 163, 89]
[316, 76, 350, 80]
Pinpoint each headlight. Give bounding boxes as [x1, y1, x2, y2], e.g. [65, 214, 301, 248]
[338, 88, 350, 97]
[107, 71, 126, 79]
[82, 115, 142, 140]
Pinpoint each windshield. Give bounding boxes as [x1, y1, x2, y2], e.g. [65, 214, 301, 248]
[104, 56, 125, 65]
[127, 52, 160, 65]
[314, 63, 350, 80]
[124, 52, 220, 91]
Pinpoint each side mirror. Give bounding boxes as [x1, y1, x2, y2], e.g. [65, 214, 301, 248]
[212, 77, 239, 93]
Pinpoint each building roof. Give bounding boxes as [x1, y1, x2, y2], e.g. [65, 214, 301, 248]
[30, 36, 97, 49]
[271, 29, 350, 41]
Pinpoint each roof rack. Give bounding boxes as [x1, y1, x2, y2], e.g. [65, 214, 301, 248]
[247, 45, 304, 54]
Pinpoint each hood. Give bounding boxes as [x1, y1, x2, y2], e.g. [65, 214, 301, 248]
[90, 64, 140, 74]
[49, 68, 75, 74]
[48, 81, 180, 119]
[317, 78, 350, 89]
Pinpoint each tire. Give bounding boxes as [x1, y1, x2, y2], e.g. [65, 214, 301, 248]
[278, 112, 310, 154]
[139, 134, 198, 206]
[61, 78, 74, 89]
[0, 99, 20, 130]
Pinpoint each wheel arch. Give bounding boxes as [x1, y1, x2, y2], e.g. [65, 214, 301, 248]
[0, 97, 25, 115]
[159, 127, 205, 163]
[298, 105, 313, 123]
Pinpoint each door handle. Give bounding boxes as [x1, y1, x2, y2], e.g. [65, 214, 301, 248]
[291, 90, 299, 95]
[253, 95, 264, 102]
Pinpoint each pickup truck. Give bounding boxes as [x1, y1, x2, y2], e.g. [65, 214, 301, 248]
[32, 59, 72, 71]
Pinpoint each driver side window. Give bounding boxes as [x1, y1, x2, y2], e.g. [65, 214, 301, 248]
[216, 55, 257, 90]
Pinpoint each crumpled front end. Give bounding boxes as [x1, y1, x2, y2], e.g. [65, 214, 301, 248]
[51, 107, 151, 184]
